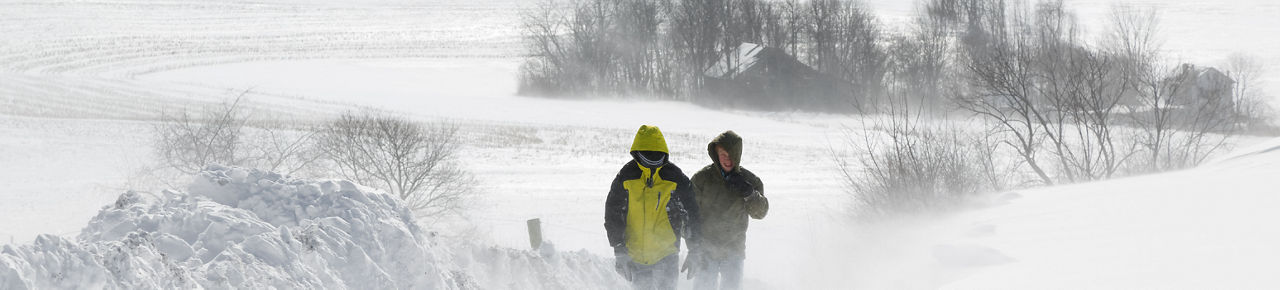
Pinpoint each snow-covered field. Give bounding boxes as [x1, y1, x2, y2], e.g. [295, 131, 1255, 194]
[3, 0, 1280, 288]
[942, 145, 1280, 289]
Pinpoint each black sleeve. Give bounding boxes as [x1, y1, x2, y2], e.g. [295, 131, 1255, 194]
[604, 170, 629, 251]
[743, 168, 768, 219]
[673, 169, 700, 248]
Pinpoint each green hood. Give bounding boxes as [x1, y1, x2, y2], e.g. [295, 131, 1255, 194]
[706, 130, 743, 172]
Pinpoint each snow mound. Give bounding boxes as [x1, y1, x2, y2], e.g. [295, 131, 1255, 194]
[0, 165, 455, 289]
[448, 242, 628, 289]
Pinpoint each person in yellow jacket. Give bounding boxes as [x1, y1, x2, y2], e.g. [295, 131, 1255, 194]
[605, 125, 701, 290]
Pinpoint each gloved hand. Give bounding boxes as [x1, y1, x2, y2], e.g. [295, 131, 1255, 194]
[725, 172, 754, 197]
[680, 250, 704, 280]
[614, 247, 633, 281]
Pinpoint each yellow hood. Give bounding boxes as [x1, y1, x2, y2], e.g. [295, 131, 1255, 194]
[630, 125, 669, 153]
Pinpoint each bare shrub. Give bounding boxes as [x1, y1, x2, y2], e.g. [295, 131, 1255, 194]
[153, 92, 325, 179]
[837, 105, 1005, 221]
[154, 96, 249, 175]
[241, 121, 322, 177]
[155, 101, 476, 218]
[315, 113, 475, 218]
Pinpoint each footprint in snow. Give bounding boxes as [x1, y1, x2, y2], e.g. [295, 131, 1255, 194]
[985, 191, 1023, 206]
[932, 244, 1016, 268]
[964, 224, 997, 238]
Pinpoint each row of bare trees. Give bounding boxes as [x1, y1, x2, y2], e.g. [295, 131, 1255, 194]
[840, 0, 1271, 220]
[521, 0, 1268, 121]
[152, 98, 474, 218]
[520, 0, 891, 111]
[520, 0, 674, 98]
[943, 0, 1267, 184]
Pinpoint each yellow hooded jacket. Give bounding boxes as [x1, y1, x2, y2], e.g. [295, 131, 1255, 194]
[604, 125, 700, 265]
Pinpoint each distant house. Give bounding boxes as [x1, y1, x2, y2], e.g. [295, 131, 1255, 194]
[702, 43, 853, 111]
[1166, 64, 1235, 108]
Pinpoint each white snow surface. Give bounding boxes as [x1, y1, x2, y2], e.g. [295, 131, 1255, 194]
[4, 0, 1280, 288]
[0, 166, 624, 289]
[3, 165, 444, 289]
[935, 142, 1280, 289]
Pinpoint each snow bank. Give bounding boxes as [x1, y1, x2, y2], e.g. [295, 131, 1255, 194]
[0, 165, 625, 289]
[1, 165, 452, 288]
[932, 139, 1280, 289]
[448, 242, 627, 289]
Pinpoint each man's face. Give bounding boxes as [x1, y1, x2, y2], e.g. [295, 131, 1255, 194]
[716, 145, 733, 172]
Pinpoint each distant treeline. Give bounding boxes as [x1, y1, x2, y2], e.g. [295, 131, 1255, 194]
[519, 0, 894, 112]
[519, 0, 1267, 122]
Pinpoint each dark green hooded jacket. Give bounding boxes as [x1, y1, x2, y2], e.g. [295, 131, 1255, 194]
[690, 130, 768, 260]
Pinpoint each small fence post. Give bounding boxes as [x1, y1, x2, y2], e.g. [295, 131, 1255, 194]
[527, 218, 542, 250]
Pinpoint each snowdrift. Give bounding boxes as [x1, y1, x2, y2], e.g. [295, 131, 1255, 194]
[931, 139, 1280, 289]
[0, 166, 624, 289]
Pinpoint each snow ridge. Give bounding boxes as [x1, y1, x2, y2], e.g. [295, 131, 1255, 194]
[1, 165, 452, 289]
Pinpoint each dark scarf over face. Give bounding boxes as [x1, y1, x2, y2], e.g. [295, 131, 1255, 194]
[634, 151, 667, 168]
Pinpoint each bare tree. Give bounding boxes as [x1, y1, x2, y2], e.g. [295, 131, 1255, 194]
[759, 0, 802, 56]
[887, 10, 954, 110]
[154, 94, 249, 175]
[520, 0, 680, 98]
[611, 0, 663, 95]
[315, 113, 475, 217]
[518, 0, 614, 96]
[957, 0, 1151, 183]
[721, 0, 760, 48]
[1030, 0, 1140, 182]
[1107, 5, 1237, 172]
[667, 0, 728, 97]
[802, 0, 887, 111]
[1224, 53, 1273, 130]
[957, 0, 1057, 184]
[1106, 4, 1178, 171]
[518, 0, 570, 96]
[832, 0, 888, 109]
[804, 0, 838, 70]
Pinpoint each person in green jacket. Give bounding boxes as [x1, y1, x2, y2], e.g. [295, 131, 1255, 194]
[682, 130, 768, 290]
[605, 125, 701, 290]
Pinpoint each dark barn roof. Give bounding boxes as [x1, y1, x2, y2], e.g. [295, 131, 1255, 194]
[702, 43, 852, 111]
